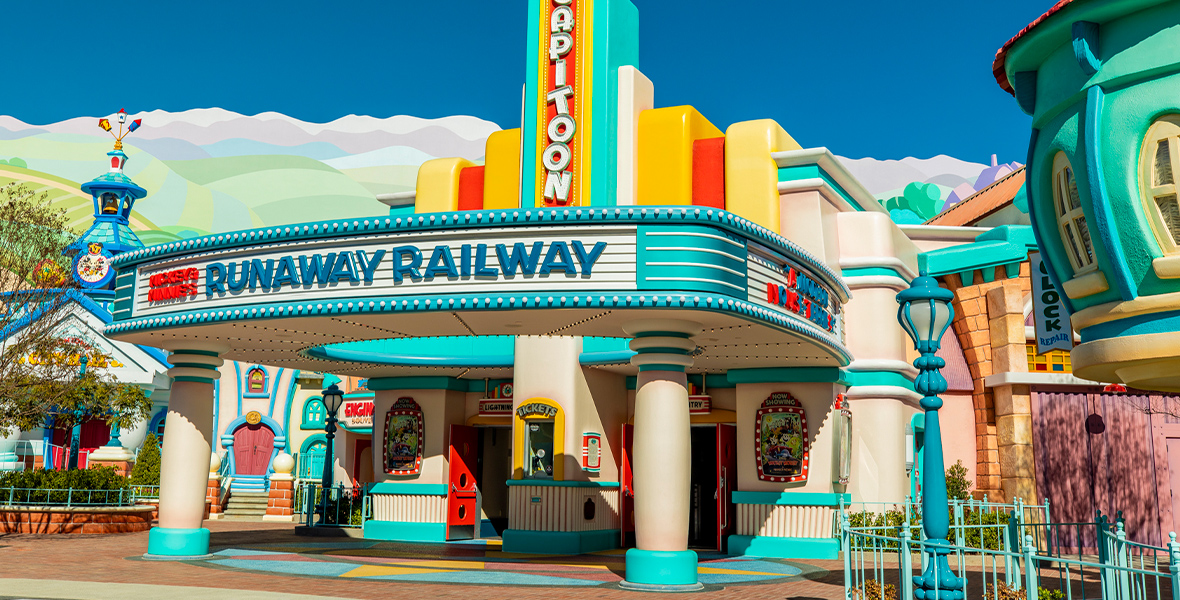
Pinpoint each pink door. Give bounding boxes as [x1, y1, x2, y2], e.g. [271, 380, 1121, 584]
[233, 423, 275, 475]
[621, 424, 634, 547]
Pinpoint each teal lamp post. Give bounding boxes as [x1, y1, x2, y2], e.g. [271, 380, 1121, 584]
[896, 274, 963, 599]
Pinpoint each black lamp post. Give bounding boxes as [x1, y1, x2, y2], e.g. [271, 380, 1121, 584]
[318, 383, 344, 522]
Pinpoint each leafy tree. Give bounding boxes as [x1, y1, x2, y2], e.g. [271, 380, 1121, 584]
[946, 459, 973, 500]
[0, 182, 151, 445]
[130, 433, 161, 486]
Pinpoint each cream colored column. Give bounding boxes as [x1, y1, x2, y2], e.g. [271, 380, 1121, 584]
[146, 343, 226, 559]
[621, 319, 703, 590]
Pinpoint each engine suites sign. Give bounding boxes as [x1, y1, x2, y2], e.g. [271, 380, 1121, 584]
[131, 228, 637, 317]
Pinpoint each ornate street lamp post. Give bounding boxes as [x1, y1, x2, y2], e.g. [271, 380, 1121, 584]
[896, 274, 964, 599]
[318, 384, 344, 523]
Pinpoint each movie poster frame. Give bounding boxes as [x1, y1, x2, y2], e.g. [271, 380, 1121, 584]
[383, 397, 424, 476]
[755, 392, 810, 483]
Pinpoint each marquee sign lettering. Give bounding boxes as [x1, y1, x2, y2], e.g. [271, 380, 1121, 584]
[766, 266, 835, 331]
[132, 227, 636, 317]
[755, 392, 810, 483]
[148, 267, 200, 302]
[537, 0, 584, 206]
[384, 397, 423, 476]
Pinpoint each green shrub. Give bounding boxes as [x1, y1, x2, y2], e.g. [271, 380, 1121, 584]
[129, 433, 161, 486]
[960, 509, 1008, 550]
[946, 460, 972, 500]
[0, 466, 130, 505]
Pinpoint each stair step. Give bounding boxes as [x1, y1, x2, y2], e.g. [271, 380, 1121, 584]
[227, 499, 270, 507]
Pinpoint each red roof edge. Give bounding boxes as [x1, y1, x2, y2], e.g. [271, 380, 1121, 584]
[992, 0, 1076, 96]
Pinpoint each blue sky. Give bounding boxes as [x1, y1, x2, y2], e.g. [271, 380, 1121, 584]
[7, 0, 1049, 164]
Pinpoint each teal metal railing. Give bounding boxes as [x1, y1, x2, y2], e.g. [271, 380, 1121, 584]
[296, 482, 367, 528]
[1, 487, 141, 507]
[842, 508, 1178, 599]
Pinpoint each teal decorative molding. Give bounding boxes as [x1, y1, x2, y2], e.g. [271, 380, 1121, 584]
[367, 482, 448, 495]
[730, 491, 851, 506]
[505, 479, 620, 488]
[918, 225, 1037, 283]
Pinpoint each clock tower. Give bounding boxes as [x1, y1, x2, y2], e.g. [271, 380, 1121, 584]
[66, 109, 148, 298]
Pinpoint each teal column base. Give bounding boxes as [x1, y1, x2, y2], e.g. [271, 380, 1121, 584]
[502, 529, 619, 555]
[621, 548, 702, 591]
[727, 535, 840, 559]
[143, 527, 212, 560]
[363, 520, 447, 542]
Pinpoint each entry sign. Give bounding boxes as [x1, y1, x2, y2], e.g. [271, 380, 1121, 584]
[1030, 252, 1073, 354]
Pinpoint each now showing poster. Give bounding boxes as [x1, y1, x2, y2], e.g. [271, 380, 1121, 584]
[1030, 252, 1073, 354]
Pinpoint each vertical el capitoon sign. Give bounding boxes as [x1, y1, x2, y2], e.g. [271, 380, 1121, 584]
[536, 0, 587, 207]
[755, 392, 810, 483]
[384, 397, 424, 476]
[1029, 251, 1073, 354]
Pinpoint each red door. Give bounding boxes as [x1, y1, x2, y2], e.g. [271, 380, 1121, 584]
[353, 439, 373, 485]
[621, 423, 635, 548]
[52, 418, 111, 468]
[233, 423, 275, 475]
[717, 423, 738, 552]
[447, 425, 479, 540]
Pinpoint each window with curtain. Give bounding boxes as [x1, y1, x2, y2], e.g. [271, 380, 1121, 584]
[1141, 117, 1180, 252]
[1052, 152, 1097, 274]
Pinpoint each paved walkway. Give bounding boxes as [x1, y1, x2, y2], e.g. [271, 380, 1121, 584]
[0, 521, 848, 599]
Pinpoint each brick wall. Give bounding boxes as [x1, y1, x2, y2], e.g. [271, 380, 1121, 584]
[942, 263, 1031, 501]
[0, 506, 154, 534]
[266, 478, 294, 518]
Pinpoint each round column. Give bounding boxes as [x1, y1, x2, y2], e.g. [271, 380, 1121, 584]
[145, 345, 225, 560]
[622, 319, 703, 591]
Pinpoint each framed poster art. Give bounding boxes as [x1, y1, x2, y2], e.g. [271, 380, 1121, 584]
[755, 392, 810, 483]
[384, 397, 424, 475]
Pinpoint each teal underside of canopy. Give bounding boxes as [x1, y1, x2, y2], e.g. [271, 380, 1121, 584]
[306, 335, 635, 368]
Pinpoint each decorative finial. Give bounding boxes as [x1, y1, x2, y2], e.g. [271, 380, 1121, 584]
[97, 109, 142, 151]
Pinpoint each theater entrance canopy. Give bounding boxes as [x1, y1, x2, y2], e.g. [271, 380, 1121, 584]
[106, 206, 851, 377]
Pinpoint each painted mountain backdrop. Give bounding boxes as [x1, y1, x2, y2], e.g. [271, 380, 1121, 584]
[0, 109, 499, 243]
[0, 109, 1013, 242]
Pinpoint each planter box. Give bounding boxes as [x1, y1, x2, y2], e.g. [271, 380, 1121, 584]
[0, 505, 155, 534]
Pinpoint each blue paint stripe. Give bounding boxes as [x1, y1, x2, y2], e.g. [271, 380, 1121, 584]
[731, 491, 850, 506]
[1079, 308, 1180, 343]
[1083, 85, 1136, 301]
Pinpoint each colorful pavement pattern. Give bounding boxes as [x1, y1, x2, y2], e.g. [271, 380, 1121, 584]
[198, 537, 819, 589]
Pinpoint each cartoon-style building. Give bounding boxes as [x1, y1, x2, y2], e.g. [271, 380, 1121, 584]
[102, 0, 944, 587]
[989, 0, 1180, 547]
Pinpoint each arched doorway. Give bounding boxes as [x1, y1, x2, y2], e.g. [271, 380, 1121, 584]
[232, 423, 275, 476]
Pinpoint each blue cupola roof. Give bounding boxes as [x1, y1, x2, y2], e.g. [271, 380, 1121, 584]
[69, 148, 147, 257]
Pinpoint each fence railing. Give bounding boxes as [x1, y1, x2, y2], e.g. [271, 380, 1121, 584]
[1, 487, 143, 507]
[0, 440, 70, 471]
[842, 507, 1179, 600]
[129, 485, 159, 501]
[296, 482, 367, 528]
[296, 451, 325, 481]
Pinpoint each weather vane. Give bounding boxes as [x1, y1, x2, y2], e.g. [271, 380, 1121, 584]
[97, 109, 141, 151]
